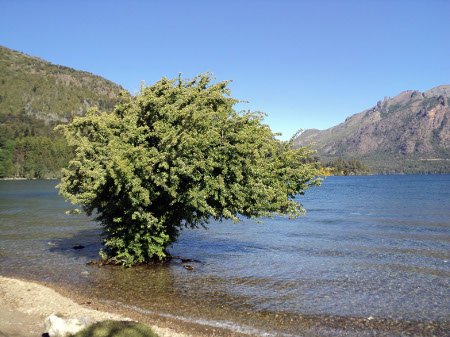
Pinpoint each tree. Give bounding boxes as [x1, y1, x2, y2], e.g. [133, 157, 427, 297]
[325, 158, 370, 176]
[58, 74, 320, 266]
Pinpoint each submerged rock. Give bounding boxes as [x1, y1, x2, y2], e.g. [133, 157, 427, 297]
[44, 314, 89, 337]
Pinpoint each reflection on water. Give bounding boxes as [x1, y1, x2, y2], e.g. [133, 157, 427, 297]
[1, 176, 449, 336]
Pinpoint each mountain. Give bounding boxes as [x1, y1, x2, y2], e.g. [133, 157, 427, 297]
[293, 85, 450, 173]
[0, 45, 123, 128]
[0, 45, 125, 178]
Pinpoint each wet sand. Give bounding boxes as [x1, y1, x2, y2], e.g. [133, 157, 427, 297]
[1, 275, 449, 337]
[0, 276, 192, 337]
[0, 276, 257, 337]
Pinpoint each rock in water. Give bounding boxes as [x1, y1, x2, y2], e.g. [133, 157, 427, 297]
[44, 314, 89, 337]
[183, 264, 194, 270]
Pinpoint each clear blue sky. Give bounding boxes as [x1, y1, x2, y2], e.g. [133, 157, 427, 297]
[1, 0, 449, 139]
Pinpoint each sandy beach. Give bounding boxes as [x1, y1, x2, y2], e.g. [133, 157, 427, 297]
[0, 276, 257, 337]
[0, 276, 190, 337]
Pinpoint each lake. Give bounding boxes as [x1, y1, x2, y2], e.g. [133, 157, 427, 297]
[0, 175, 449, 336]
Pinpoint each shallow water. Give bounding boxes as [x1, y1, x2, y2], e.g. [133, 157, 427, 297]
[0, 176, 449, 336]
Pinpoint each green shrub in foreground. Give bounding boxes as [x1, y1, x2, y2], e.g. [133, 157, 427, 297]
[58, 74, 320, 266]
[71, 320, 158, 337]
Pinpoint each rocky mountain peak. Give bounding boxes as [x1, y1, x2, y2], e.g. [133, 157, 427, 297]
[293, 85, 450, 173]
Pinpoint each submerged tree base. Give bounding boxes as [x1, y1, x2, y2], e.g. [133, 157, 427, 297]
[86, 255, 202, 268]
[87, 257, 172, 267]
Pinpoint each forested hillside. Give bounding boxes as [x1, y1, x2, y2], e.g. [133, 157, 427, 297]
[0, 46, 124, 178]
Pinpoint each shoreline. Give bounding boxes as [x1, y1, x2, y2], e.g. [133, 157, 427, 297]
[2, 173, 450, 181]
[0, 276, 194, 337]
[0, 177, 58, 180]
[2, 276, 449, 337]
[0, 276, 256, 337]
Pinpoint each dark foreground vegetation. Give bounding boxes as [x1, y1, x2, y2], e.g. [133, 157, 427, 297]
[72, 320, 159, 337]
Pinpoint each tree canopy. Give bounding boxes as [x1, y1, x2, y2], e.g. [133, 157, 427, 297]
[58, 74, 320, 266]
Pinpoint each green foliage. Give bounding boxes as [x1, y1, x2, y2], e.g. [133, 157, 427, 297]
[71, 320, 159, 337]
[13, 135, 73, 178]
[0, 45, 123, 178]
[0, 109, 73, 178]
[0, 46, 122, 122]
[0, 133, 73, 179]
[0, 137, 14, 177]
[58, 74, 320, 266]
[324, 158, 370, 176]
[361, 154, 450, 174]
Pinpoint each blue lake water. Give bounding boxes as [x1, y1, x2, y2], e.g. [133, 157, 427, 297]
[0, 175, 449, 336]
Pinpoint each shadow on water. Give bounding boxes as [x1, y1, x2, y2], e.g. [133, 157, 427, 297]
[50, 222, 250, 272]
[47, 227, 103, 261]
[45, 223, 266, 263]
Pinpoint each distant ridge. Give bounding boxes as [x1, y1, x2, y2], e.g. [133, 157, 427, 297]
[0, 45, 124, 125]
[293, 85, 450, 173]
[0, 45, 125, 178]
